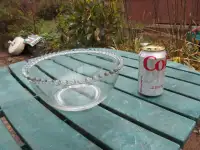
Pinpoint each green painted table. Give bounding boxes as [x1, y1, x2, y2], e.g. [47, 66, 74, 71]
[0, 49, 200, 150]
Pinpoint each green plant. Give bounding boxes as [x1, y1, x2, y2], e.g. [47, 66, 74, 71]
[41, 32, 61, 50]
[0, 8, 10, 20]
[57, 0, 122, 48]
[9, 19, 42, 37]
[5, 0, 39, 36]
[37, 0, 63, 20]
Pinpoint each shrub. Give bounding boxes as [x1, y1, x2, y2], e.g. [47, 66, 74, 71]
[56, 0, 122, 48]
[37, 5, 59, 20]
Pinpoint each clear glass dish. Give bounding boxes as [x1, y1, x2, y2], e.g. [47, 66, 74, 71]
[22, 48, 124, 111]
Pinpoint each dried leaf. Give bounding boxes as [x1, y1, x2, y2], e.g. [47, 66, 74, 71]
[95, 28, 100, 41]
[87, 33, 92, 40]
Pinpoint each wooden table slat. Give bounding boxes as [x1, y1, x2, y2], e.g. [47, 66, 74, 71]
[9, 61, 180, 150]
[88, 55, 200, 100]
[65, 54, 200, 120]
[61, 106, 180, 150]
[116, 76, 200, 119]
[121, 66, 200, 100]
[0, 68, 101, 150]
[49, 56, 195, 143]
[0, 121, 21, 150]
[112, 49, 200, 75]
[121, 58, 200, 86]
[74, 54, 200, 101]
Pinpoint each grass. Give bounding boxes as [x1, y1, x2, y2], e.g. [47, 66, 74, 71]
[39, 20, 57, 34]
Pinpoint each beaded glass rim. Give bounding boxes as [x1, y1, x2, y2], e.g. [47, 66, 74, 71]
[22, 48, 124, 86]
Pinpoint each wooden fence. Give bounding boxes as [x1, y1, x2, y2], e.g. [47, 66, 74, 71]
[124, 0, 200, 25]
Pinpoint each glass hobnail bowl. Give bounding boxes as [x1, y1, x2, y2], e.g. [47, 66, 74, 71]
[22, 48, 124, 111]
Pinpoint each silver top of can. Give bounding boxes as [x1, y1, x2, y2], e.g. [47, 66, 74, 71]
[142, 45, 165, 52]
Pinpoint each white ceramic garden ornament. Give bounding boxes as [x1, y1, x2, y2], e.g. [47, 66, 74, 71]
[8, 37, 25, 55]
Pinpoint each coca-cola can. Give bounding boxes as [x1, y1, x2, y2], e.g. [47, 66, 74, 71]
[138, 45, 167, 96]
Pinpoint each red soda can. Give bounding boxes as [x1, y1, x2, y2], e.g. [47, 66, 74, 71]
[138, 45, 167, 96]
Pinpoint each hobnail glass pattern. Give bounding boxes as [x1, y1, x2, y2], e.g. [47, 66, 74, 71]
[22, 48, 123, 86]
[22, 48, 124, 111]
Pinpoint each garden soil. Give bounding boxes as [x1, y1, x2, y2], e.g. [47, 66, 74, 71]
[0, 51, 32, 67]
[0, 51, 200, 150]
